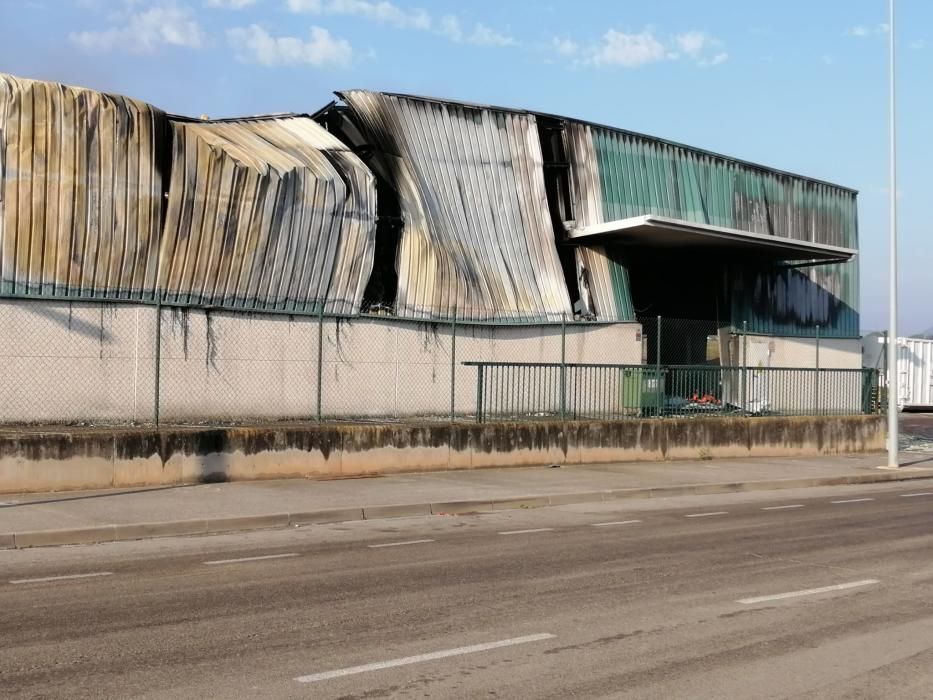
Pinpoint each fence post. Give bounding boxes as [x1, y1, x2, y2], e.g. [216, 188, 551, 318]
[316, 305, 324, 422]
[476, 364, 485, 423]
[742, 321, 748, 415]
[560, 313, 567, 421]
[815, 324, 821, 416]
[656, 316, 662, 417]
[882, 330, 889, 412]
[450, 309, 457, 424]
[153, 299, 162, 427]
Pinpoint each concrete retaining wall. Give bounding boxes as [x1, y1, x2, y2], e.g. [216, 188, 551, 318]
[0, 415, 885, 493]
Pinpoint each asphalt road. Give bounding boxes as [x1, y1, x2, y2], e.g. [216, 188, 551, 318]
[2, 481, 933, 699]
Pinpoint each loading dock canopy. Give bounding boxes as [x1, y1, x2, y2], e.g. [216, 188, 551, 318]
[567, 215, 856, 262]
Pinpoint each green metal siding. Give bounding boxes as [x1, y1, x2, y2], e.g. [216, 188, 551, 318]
[566, 121, 859, 337]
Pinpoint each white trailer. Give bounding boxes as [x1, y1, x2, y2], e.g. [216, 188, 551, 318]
[863, 333, 933, 411]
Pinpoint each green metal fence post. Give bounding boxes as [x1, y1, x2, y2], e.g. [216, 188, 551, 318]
[656, 316, 662, 417]
[153, 299, 162, 427]
[450, 309, 457, 424]
[815, 324, 821, 416]
[316, 305, 324, 422]
[560, 313, 567, 421]
[476, 365, 485, 423]
[742, 321, 748, 416]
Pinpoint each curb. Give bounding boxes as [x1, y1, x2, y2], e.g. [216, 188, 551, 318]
[3, 469, 932, 550]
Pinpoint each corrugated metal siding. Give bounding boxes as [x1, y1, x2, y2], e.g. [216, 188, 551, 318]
[339, 90, 572, 322]
[730, 262, 860, 338]
[565, 120, 859, 337]
[575, 245, 635, 321]
[159, 116, 376, 315]
[0, 73, 167, 300]
[565, 121, 858, 247]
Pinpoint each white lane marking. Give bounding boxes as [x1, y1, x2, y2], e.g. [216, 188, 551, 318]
[294, 633, 556, 684]
[592, 519, 642, 527]
[10, 572, 113, 585]
[900, 492, 933, 498]
[498, 528, 555, 536]
[685, 511, 729, 518]
[204, 553, 299, 566]
[831, 498, 875, 504]
[368, 539, 435, 549]
[737, 579, 880, 605]
[762, 504, 805, 511]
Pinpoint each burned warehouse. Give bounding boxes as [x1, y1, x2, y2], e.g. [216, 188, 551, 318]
[0, 74, 864, 423]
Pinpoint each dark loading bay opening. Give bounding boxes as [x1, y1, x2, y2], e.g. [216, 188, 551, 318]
[629, 249, 731, 366]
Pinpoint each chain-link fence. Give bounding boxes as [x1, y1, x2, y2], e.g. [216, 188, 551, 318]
[0, 299, 876, 426]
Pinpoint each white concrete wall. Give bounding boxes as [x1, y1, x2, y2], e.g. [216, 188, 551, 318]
[0, 299, 643, 423]
[719, 332, 865, 415]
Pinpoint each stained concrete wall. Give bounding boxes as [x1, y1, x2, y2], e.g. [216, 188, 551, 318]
[0, 299, 642, 424]
[0, 415, 885, 493]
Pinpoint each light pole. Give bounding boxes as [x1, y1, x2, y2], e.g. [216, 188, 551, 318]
[886, 0, 899, 468]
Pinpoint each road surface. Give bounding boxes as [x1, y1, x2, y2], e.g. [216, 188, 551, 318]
[2, 481, 933, 698]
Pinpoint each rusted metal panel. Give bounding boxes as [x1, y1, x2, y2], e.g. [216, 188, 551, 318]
[0, 73, 168, 300]
[338, 90, 572, 323]
[160, 115, 376, 314]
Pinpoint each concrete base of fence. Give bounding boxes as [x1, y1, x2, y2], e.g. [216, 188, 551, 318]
[0, 415, 885, 494]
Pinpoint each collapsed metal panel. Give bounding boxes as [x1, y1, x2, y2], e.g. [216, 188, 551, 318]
[339, 90, 572, 322]
[0, 73, 167, 300]
[160, 116, 376, 315]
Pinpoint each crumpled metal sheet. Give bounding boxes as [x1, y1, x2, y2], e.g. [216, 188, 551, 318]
[160, 115, 376, 314]
[0, 73, 168, 299]
[339, 90, 572, 322]
[0, 74, 377, 316]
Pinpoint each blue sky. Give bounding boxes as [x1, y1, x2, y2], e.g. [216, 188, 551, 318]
[1, 0, 927, 333]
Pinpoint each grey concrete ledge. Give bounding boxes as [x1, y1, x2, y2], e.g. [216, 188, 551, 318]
[3, 468, 932, 550]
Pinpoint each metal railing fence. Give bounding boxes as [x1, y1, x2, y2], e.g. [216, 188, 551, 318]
[465, 362, 879, 423]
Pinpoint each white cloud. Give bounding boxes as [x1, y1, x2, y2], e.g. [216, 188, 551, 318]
[847, 23, 889, 38]
[562, 27, 725, 69]
[552, 37, 578, 56]
[909, 39, 926, 50]
[438, 15, 462, 42]
[699, 51, 728, 67]
[675, 30, 710, 58]
[287, 1, 514, 48]
[206, 0, 257, 8]
[287, 0, 430, 30]
[467, 23, 514, 47]
[821, 54, 835, 65]
[71, 3, 205, 52]
[227, 24, 353, 66]
[591, 29, 668, 67]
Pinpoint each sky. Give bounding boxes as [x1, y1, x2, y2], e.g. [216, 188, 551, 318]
[1, 0, 928, 334]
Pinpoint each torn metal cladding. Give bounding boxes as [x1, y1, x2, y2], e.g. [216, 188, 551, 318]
[338, 90, 573, 324]
[160, 115, 376, 315]
[0, 74, 168, 300]
[0, 75, 377, 315]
